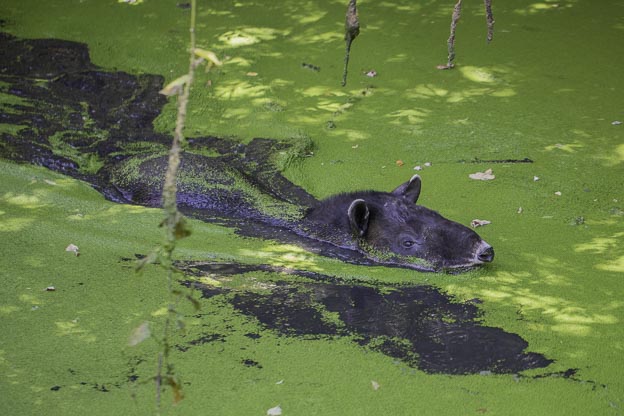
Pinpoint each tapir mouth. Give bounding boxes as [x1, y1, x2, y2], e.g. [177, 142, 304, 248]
[474, 241, 495, 264]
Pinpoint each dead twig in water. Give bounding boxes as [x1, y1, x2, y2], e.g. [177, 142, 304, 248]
[438, 0, 494, 70]
[437, 0, 462, 70]
[484, 0, 494, 43]
[341, 0, 360, 86]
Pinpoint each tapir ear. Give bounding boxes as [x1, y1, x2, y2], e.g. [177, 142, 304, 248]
[348, 199, 370, 237]
[391, 174, 422, 204]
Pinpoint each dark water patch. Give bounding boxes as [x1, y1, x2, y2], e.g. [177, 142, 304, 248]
[318, 284, 551, 374]
[231, 284, 341, 337]
[459, 157, 534, 164]
[180, 261, 553, 375]
[188, 333, 226, 346]
[241, 359, 262, 368]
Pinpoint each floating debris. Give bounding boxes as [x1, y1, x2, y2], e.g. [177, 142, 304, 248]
[471, 219, 491, 228]
[301, 62, 321, 72]
[396, 160, 405, 167]
[128, 321, 151, 346]
[267, 405, 282, 416]
[65, 244, 80, 256]
[554, 191, 562, 196]
[414, 162, 431, 171]
[533, 176, 540, 182]
[612, 121, 622, 125]
[45, 286, 56, 291]
[469, 169, 495, 180]
[365, 69, 377, 77]
[371, 380, 381, 390]
[517, 207, 523, 214]
[246, 72, 258, 76]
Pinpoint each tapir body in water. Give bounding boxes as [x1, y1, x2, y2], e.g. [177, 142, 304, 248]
[0, 33, 492, 272]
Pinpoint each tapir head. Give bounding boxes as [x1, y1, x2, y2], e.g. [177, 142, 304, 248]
[347, 175, 494, 272]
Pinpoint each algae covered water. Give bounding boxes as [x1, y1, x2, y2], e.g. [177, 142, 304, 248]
[1, 0, 623, 415]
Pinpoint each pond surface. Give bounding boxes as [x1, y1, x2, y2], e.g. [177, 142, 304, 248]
[1, 0, 623, 415]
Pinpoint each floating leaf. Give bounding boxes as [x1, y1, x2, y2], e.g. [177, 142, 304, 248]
[396, 160, 404, 167]
[118, 0, 144, 5]
[194, 48, 222, 71]
[469, 168, 495, 180]
[471, 219, 491, 228]
[159, 75, 190, 96]
[167, 375, 184, 404]
[65, 244, 80, 256]
[267, 405, 282, 416]
[128, 321, 151, 346]
[174, 214, 192, 240]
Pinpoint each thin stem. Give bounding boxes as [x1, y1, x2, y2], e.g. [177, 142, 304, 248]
[156, 0, 197, 412]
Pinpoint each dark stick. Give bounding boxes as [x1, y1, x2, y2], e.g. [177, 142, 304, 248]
[342, 0, 360, 86]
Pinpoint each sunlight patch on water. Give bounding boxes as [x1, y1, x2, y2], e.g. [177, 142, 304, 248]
[218, 27, 286, 47]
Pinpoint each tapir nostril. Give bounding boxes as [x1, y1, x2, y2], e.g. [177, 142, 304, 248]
[477, 245, 495, 263]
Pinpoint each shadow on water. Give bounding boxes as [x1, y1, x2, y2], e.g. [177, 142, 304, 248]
[180, 261, 553, 375]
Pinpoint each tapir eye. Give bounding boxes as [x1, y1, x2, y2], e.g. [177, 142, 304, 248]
[402, 240, 416, 248]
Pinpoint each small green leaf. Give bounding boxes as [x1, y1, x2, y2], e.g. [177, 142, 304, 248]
[159, 75, 190, 96]
[194, 48, 222, 67]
